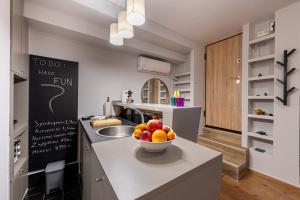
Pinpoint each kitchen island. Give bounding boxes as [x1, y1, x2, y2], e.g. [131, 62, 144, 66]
[113, 102, 202, 142]
[80, 120, 222, 200]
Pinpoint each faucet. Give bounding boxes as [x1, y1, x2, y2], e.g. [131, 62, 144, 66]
[124, 106, 145, 124]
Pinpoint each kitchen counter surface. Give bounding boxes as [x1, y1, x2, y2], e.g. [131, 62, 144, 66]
[79, 118, 136, 143]
[113, 101, 199, 112]
[92, 137, 222, 200]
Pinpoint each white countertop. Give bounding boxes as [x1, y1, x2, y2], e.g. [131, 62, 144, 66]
[92, 137, 221, 200]
[113, 102, 199, 112]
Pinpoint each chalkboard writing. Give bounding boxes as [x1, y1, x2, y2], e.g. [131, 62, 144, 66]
[29, 55, 78, 172]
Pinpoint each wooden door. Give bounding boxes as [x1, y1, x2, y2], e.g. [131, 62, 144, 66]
[205, 34, 242, 131]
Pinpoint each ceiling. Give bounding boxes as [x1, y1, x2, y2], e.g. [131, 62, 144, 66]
[26, 0, 299, 47]
[146, 0, 299, 43]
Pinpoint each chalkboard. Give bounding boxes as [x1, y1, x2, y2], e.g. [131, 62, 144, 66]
[29, 55, 78, 172]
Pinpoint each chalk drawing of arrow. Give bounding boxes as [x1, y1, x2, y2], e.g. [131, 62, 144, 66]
[41, 84, 65, 114]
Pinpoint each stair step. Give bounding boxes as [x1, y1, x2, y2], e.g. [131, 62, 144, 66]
[198, 128, 249, 180]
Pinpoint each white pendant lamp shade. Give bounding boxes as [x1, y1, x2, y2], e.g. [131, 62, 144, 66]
[118, 11, 134, 38]
[127, 0, 145, 26]
[110, 23, 123, 46]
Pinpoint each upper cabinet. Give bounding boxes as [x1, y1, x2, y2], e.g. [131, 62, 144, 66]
[11, 0, 29, 79]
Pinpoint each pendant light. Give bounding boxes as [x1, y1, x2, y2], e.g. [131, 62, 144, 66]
[118, 11, 134, 38]
[109, 23, 123, 46]
[127, 0, 145, 26]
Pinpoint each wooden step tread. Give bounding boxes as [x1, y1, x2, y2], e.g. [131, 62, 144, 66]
[201, 128, 247, 151]
[197, 139, 246, 168]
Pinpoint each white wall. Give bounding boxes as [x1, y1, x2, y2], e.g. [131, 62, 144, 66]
[273, 1, 300, 187]
[0, 0, 11, 199]
[29, 29, 174, 117]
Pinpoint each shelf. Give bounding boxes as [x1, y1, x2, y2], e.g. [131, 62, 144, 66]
[160, 90, 166, 93]
[13, 123, 27, 138]
[248, 96, 274, 100]
[178, 89, 190, 93]
[249, 33, 275, 45]
[248, 75, 275, 81]
[248, 54, 275, 63]
[185, 98, 191, 101]
[174, 81, 190, 85]
[250, 147, 273, 155]
[247, 132, 273, 141]
[174, 72, 190, 78]
[248, 114, 274, 120]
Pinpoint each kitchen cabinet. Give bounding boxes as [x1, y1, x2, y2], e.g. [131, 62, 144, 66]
[11, 0, 29, 79]
[82, 133, 92, 200]
[12, 159, 28, 200]
[81, 132, 117, 200]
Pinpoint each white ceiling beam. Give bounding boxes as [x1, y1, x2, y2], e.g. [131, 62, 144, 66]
[73, 0, 199, 49]
[24, 1, 187, 63]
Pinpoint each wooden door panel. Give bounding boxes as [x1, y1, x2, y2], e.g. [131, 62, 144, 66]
[206, 34, 242, 131]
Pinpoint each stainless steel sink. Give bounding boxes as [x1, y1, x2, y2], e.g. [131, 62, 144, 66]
[96, 125, 134, 138]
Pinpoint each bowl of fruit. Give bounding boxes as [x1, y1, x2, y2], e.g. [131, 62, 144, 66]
[132, 119, 176, 152]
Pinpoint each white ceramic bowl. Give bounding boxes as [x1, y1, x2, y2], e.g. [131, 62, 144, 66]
[133, 135, 176, 152]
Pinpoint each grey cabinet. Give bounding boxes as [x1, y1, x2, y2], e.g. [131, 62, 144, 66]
[12, 159, 28, 200]
[82, 133, 92, 200]
[11, 0, 29, 78]
[81, 133, 116, 200]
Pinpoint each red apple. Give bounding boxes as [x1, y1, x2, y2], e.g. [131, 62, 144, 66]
[162, 126, 170, 133]
[140, 130, 152, 142]
[147, 119, 163, 132]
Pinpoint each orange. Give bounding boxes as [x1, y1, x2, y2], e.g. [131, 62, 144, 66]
[135, 123, 147, 131]
[152, 130, 167, 142]
[133, 129, 142, 139]
[167, 131, 176, 140]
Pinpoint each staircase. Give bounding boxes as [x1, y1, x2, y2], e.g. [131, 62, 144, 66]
[197, 127, 249, 180]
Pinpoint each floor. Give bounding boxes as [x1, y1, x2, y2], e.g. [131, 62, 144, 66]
[220, 171, 300, 200]
[25, 175, 82, 200]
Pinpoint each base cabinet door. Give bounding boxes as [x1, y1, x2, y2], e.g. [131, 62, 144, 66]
[91, 153, 116, 200]
[12, 159, 28, 200]
[82, 134, 92, 200]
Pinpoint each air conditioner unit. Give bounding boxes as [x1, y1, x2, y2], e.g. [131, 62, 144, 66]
[137, 56, 171, 75]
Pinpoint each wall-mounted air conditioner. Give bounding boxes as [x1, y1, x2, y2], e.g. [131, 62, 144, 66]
[137, 56, 171, 75]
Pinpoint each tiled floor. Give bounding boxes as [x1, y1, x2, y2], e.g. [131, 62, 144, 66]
[25, 176, 82, 200]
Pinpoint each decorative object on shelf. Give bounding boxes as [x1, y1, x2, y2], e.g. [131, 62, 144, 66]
[254, 109, 273, 116]
[127, 0, 145, 26]
[276, 49, 296, 106]
[255, 131, 267, 136]
[254, 148, 266, 153]
[127, 90, 134, 103]
[258, 73, 263, 77]
[255, 108, 265, 115]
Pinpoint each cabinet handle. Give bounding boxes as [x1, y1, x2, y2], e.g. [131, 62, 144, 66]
[95, 177, 103, 182]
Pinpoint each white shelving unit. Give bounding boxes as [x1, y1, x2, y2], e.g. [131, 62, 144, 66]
[173, 72, 191, 105]
[242, 17, 276, 159]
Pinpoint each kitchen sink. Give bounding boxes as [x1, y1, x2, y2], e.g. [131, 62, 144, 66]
[96, 125, 134, 138]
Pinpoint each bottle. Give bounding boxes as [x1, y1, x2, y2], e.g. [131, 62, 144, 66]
[103, 97, 112, 118]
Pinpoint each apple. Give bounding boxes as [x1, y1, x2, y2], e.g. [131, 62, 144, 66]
[147, 119, 163, 132]
[162, 126, 170, 133]
[140, 130, 152, 142]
